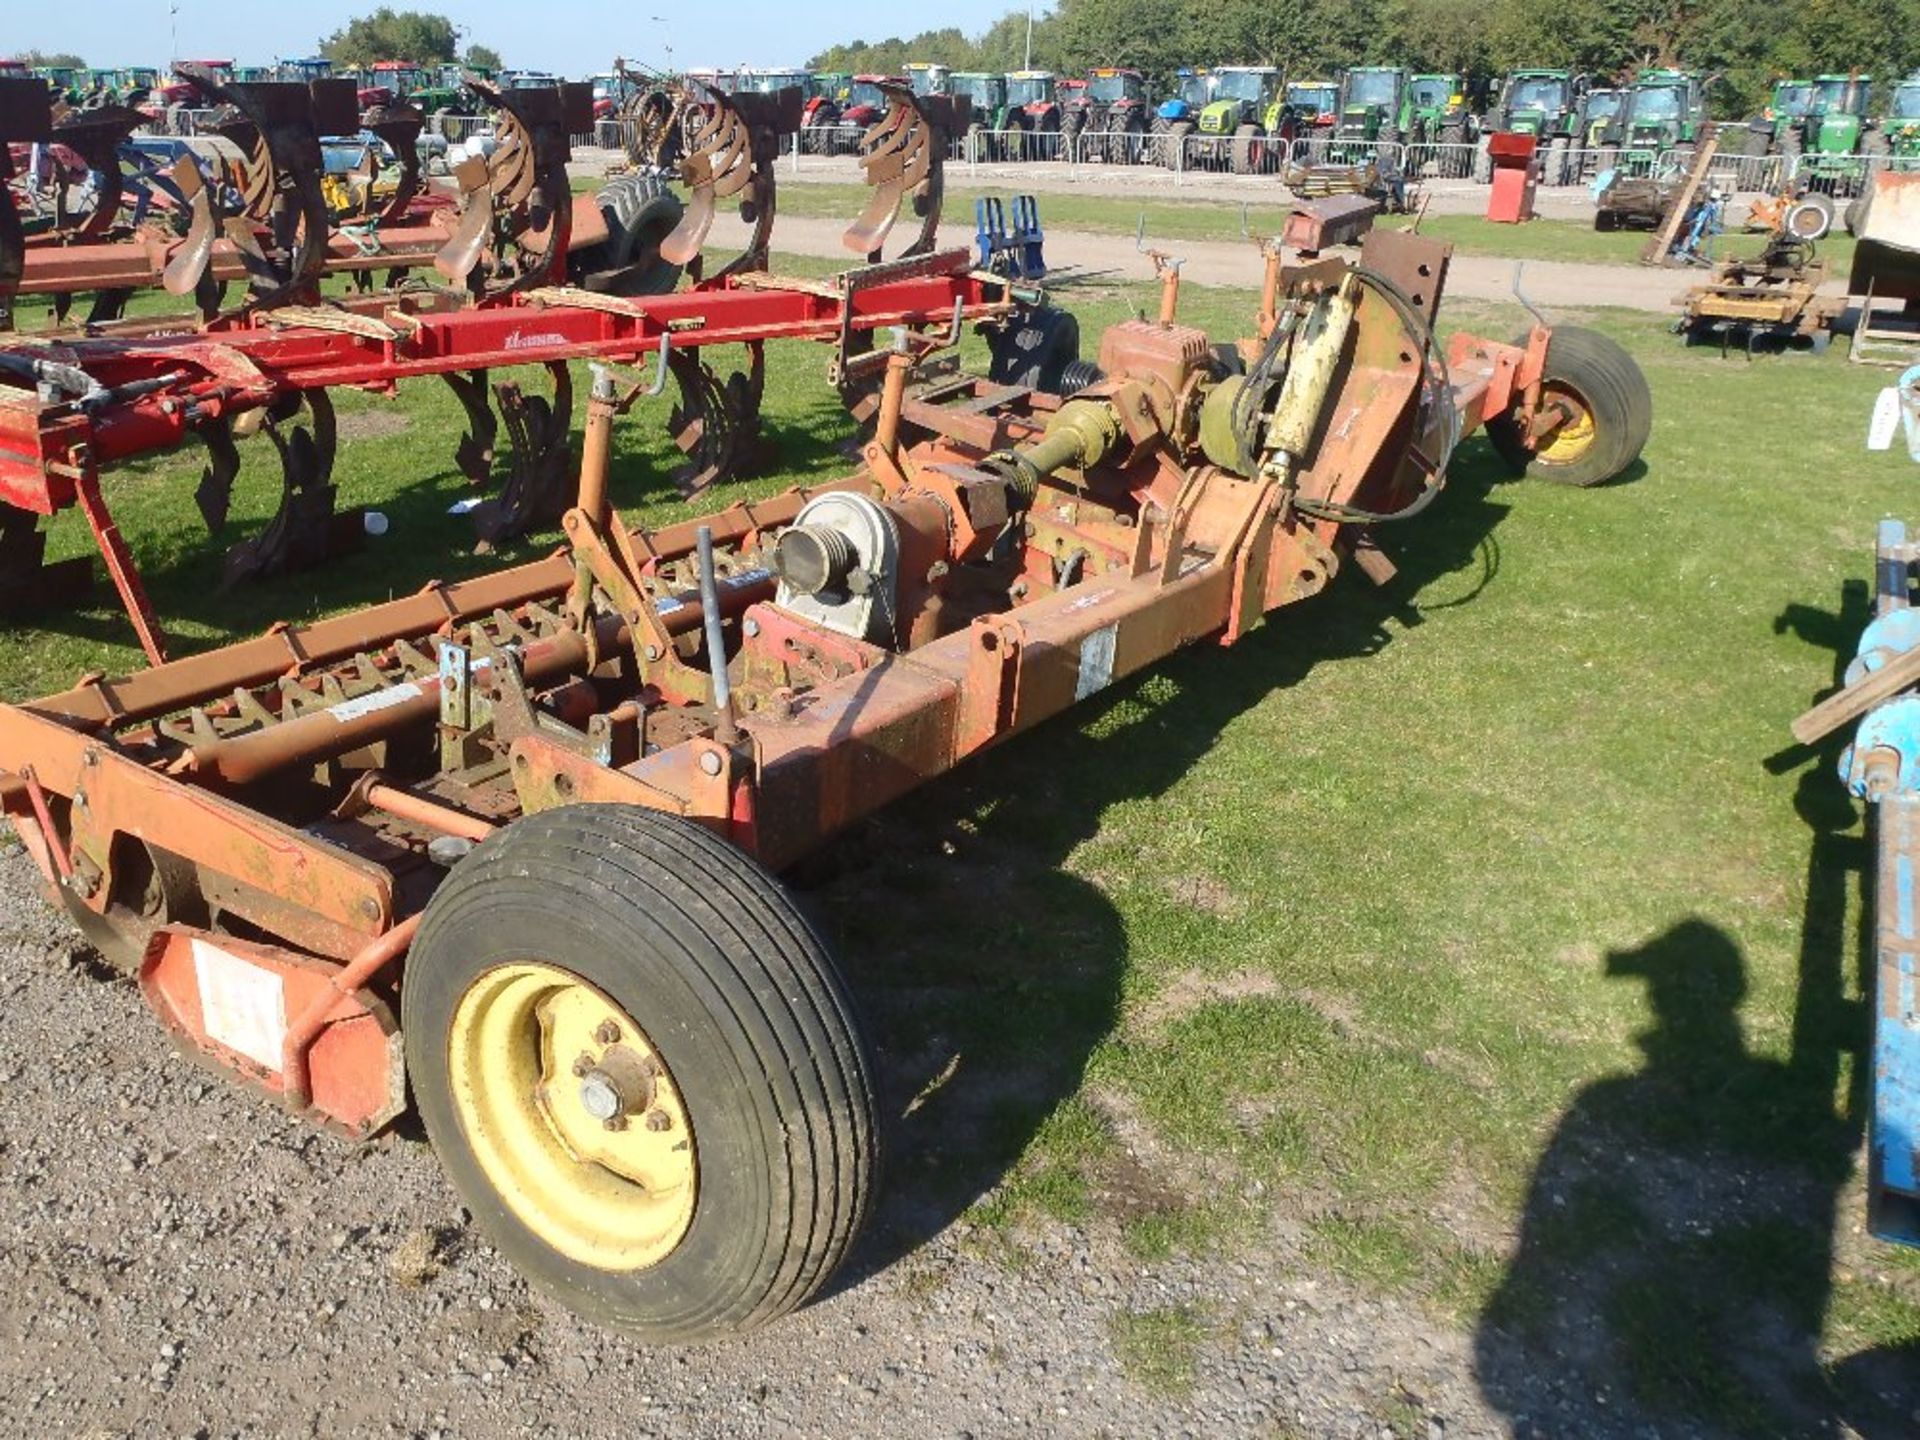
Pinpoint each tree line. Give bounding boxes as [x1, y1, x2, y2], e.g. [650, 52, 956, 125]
[804, 0, 1920, 115]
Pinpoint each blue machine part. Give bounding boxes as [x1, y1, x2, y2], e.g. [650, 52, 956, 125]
[1852, 516, 1920, 1246]
[1157, 98, 1190, 122]
[974, 194, 1046, 281]
[1844, 607, 1920, 686]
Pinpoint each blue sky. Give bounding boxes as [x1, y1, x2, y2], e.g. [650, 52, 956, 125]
[6, 1, 981, 75]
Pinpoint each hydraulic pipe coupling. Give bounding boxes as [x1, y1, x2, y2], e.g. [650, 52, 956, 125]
[979, 397, 1123, 503]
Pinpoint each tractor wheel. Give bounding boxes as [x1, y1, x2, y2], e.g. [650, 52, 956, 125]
[1438, 121, 1466, 177]
[1543, 137, 1571, 188]
[987, 307, 1082, 393]
[1148, 115, 1169, 164]
[1472, 135, 1493, 184]
[404, 804, 878, 1344]
[575, 172, 685, 296]
[1785, 191, 1835, 242]
[1231, 123, 1264, 175]
[1165, 119, 1195, 170]
[1060, 112, 1083, 162]
[1041, 114, 1062, 162]
[1487, 327, 1651, 488]
[1846, 193, 1869, 237]
[1741, 124, 1770, 158]
[1120, 117, 1147, 165]
[1005, 117, 1029, 161]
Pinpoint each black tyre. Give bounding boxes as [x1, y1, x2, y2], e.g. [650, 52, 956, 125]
[1543, 137, 1571, 188]
[1485, 326, 1652, 488]
[1165, 118, 1195, 169]
[404, 805, 878, 1343]
[1785, 192, 1834, 242]
[987, 306, 1082, 392]
[1005, 115, 1029, 160]
[1148, 114, 1169, 165]
[1438, 121, 1466, 177]
[1231, 123, 1265, 175]
[1472, 135, 1492, 184]
[574, 172, 685, 296]
[1741, 124, 1770, 158]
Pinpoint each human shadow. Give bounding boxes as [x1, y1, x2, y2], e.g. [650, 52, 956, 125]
[1474, 574, 1915, 1437]
[806, 440, 1526, 1292]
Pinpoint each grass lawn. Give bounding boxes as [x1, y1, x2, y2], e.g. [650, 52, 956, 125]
[4, 251, 1917, 1432]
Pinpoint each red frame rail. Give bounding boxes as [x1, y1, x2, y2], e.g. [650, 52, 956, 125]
[0, 252, 1016, 662]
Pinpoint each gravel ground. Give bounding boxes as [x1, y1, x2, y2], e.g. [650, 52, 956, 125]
[0, 843, 1673, 1440]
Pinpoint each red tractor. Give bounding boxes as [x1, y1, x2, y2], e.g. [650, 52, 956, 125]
[802, 73, 900, 155]
[1063, 66, 1152, 163]
[1004, 70, 1064, 159]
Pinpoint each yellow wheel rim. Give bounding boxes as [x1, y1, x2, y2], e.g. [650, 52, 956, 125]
[448, 962, 697, 1271]
[1536, 384, 1598, 465]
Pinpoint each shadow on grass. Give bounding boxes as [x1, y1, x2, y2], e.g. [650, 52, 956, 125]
[806, 446, 1524, 1294]
[1475, 575, 1920, 1437]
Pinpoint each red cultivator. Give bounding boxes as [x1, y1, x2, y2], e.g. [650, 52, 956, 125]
[0, 222, 1650, 1341]
[0, 79, 977, 663]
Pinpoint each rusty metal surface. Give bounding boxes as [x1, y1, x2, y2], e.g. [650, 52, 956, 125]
[1853, 173, 1920, 301]
[1282, 194, 1381, 253]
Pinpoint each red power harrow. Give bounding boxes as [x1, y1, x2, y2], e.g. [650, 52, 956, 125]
[0, 222, 1650, 1342]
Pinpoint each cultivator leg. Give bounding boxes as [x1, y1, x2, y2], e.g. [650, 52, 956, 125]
[223, 392, 355, 587]
[666, 343, 771, 496]
[658, 82, 799, 284]
[443, 370, 500, 486]
[846, 87, 961, 262]
[470, 364, 575, 547]
[436, 78, 584, 298]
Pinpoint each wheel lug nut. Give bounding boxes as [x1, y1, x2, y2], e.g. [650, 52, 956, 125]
[644, 1109, 673, 1133]
[594, 1020, 621, 1045]
[571, 1052, 595, 1077]
[603, 1114, 629, 1132]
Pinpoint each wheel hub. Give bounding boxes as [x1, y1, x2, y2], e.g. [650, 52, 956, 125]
[448, 962, 697, 1271]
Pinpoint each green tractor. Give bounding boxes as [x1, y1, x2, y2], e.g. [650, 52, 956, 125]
[1572, 86, 1627, 177]
[951, 72, 1012, 158]
[1334, 66, 1406, 155]
[406, 65, 477, 116]
[1619, 69, 1706, 170]
[1742, 77, 1866, 160]
[1880, 74, 1920, 161]
[1404, 71, 1475, 177]
[906, 62, 950, 98]
[1476, 69, 1581, 185]
[1194, 65, 1287, 174]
